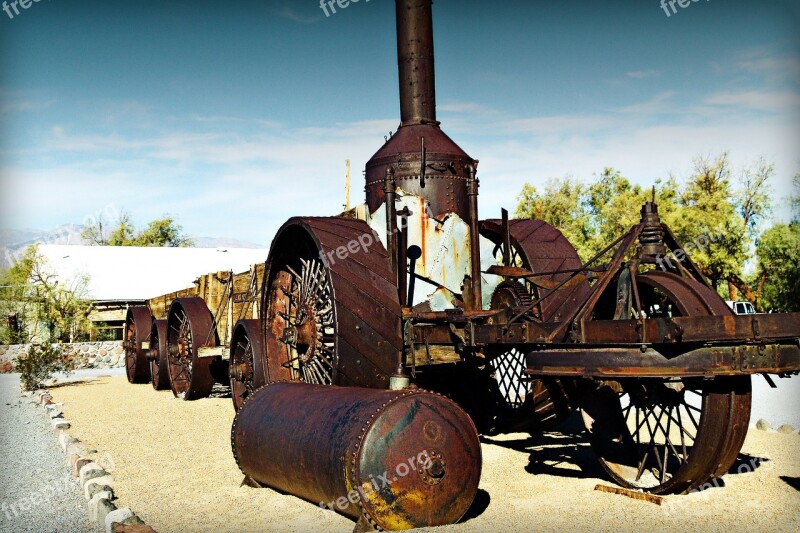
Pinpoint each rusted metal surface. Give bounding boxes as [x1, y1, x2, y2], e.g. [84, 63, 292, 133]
[124, 306, 152, 384]
[148, 319, 170, 391]
[261, 217, 401, 389]
[480, 219, 591, 323]
[575, 269, 752, 494]
[578, 312, 800, 345]
[229, 319, 266, 411]
[526, 343, 800, 377]
[396, 0, 436, 127]
[166, 297, 219, 400]
[231, 382, 481, 530]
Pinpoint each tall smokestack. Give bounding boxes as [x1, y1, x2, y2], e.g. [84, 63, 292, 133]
[364, 0, 475, 220]
[396, 0, 437, 126]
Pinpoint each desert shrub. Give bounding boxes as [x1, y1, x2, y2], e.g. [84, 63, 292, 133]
[15, 344, 72, 391]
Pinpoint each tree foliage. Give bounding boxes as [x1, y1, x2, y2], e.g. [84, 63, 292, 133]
[81, 211, 194, 247]
[515, 152, 795, 310]
[756, 222, 800, 312]
[0, 246, 92, 343]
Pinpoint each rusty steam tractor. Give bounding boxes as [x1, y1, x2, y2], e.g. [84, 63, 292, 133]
[123, 1, 800, 530]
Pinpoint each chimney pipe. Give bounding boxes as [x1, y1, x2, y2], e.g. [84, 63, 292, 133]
[396, 0, 437, 126]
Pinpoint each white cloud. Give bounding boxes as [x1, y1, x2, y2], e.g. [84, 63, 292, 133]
[704, 90, 800, 112]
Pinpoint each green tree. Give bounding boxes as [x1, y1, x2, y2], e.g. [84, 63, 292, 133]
[0, 246, 92, 343]
[514, 153, 778, 306]
[755, 222, 800, 312]
[516, 177, 594, 259]
[82, 212, 194, 247]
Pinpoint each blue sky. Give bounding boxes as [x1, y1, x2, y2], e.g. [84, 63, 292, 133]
[1, 0, 798, 246]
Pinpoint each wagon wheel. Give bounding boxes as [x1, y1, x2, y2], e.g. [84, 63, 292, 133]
[479, 219, 587, 432]
[147, 319, 171, 391]
[230, 319, 266, 411]
[581, 271, 752, 494]
[261, 217, 402, 388]
[166, 297, 219, 400]
[124, 306, 152, 384]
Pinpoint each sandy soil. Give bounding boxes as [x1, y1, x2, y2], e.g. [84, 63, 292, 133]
[49, 376, 800, 533]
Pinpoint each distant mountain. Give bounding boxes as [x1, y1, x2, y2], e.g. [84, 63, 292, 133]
[0, 226, 265, 269]
[1, 224, 84, 269]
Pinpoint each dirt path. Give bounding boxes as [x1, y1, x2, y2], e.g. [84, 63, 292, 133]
[50, 376, 800, 533]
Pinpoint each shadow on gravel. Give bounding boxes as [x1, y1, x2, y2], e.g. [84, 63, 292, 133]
[480, 415, 604, 481]
[459, 489, 490, 523]
[725, 453, 770, 476]
[780, 476, 800, 491]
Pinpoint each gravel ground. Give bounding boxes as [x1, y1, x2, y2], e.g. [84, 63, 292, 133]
[49, 375, 800, 533]
[0, 374, 98, 533]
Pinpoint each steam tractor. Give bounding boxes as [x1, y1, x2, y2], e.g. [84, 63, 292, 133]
[123, 0, 800, 530]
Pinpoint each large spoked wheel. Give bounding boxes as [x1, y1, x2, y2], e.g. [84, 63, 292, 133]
[479, 219, 589, 432]
[124, 306, 153, 384]
[230, 319, 266, 411]
[261, 218, 402, 388]
[267, 262, 337, 384]
[581, 271, 752, 494]
[167, 297, 219, 401]
[148, 319, 171, 391]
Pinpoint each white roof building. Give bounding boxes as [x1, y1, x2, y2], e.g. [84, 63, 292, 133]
[37, 245, 269, 301]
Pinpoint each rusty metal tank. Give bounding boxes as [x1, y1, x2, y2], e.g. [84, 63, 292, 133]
[231, 382, 481, 530]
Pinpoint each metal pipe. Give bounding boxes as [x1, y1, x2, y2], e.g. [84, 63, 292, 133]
[384, 167, 399, 276]
[466, 164, 482, 310]
[396, 0, 437, 126]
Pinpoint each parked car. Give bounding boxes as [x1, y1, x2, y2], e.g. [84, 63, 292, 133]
[726, 300, 757, 315]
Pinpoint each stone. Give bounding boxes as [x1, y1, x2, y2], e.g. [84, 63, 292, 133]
[79, 463, 107, 486]
[99, 349, 108, 357]
[113, 346, 123, 355]
[104, 508, 144, 533]
[97, 362, 107, 369]
[88, 358, 96, 365]
[59, 432, 79, 452]
[45, 402, 63, 411]
[72, 456, 95, 477]
[67, 443, 97, 463]
[104, 356, 111, 363]
[0, 362, 12, 373]
[114, 525, 155, 533]
[51, 418, 71, 430]
[85, 479, 114, 500]
[48, 410, 64, 419]
[756, 419, 771, 431]
[88, 492, 115, 523]
[777, 424, 796, 434]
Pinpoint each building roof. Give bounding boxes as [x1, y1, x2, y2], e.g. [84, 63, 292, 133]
[37, 245, 269, 301]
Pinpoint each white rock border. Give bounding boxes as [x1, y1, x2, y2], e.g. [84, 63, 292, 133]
[25, 388, 157, 532]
